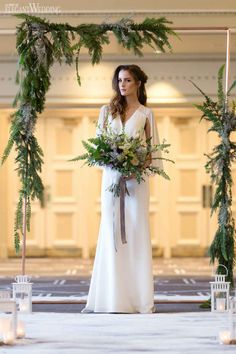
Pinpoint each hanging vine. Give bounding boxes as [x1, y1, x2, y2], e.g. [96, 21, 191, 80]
[1, 14, 177, 256]
[191, 65, 236, 286]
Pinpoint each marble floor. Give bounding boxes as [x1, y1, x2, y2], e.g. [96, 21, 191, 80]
[1, 311, 235, 353]
[1, 258, 235, 352]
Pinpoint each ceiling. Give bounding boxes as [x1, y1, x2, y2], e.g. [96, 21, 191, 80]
[0, 0, 236, 58]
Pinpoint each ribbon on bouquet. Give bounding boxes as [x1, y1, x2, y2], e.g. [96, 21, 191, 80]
[112, 175, 130, 252]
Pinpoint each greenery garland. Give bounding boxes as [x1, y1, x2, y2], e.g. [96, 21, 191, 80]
[191, 65, 236, 286]
[1, 14, 177, 264]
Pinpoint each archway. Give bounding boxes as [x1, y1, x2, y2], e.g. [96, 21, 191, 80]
[1, 14, 235, 286]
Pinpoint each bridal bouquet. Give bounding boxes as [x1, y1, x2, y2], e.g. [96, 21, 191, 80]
[70, 126, 173, 197]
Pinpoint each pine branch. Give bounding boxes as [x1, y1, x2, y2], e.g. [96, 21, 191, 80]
[192, 66, 236, 286]
[217, 64, 225, 107]
[2, 13, 177, 257]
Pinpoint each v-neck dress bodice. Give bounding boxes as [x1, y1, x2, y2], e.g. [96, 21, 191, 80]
[104, 105, 147, 138]
[81, 105, 162, 314]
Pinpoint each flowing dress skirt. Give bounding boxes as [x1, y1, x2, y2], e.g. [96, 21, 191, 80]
[82, 168, 154, 313]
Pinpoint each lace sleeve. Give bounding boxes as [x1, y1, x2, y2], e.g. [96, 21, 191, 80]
[95, 105, 108, 171]
[96, 105, 109, 136]
[146, 109, 163, 171]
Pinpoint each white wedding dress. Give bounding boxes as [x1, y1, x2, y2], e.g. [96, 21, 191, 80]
[82, 104, 163, 314]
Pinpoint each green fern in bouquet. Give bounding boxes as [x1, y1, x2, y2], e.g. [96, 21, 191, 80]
[71, 126, 174, 197]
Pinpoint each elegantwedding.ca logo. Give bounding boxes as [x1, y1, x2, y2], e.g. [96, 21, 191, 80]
[5, 2, 61, 13]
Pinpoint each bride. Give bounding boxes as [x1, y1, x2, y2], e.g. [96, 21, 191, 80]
[82, 64, 163, 314]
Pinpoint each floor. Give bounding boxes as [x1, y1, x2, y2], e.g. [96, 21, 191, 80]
[0, 257, 214, 277]
[0, 258, 235, 353]
[1, 312, 235, 353]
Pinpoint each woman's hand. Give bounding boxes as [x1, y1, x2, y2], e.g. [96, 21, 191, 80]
[142, 154, 152, 170]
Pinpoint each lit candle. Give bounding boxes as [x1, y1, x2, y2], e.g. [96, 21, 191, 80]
[0, 318, 11, 335]
[17, 320, 25, 339]
[0, 319, 3, 340]
[216, 298, 226, 312]
[0, 318, 4, 334]
[219, 330, 231, 344]
[2, 331, 14, 345]
[229, 298, 236, 340]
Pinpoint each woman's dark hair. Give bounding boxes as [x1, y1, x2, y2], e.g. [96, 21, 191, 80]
[110, 64, 148, 118]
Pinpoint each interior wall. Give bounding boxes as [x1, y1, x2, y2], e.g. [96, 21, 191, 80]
[0, 110, 9, 258]
[0, 3, 236, 258]
[0, 58, 235, 107]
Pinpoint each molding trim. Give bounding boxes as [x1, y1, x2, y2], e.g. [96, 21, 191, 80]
[1, 9, 236, 16]
[1, 53, 236, 62]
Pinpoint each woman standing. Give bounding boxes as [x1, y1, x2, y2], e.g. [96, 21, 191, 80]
[82, 64, 163, 314]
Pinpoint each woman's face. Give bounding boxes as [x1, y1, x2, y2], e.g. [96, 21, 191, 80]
[118, 70, 140, 98]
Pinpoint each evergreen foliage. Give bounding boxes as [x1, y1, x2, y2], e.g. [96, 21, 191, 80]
[190, 65, 236, 286]
[1, 14, 177, 256]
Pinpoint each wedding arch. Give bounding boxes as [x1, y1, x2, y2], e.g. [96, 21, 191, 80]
[1, 14, 235, 287]
[1, 13, 176, 275]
